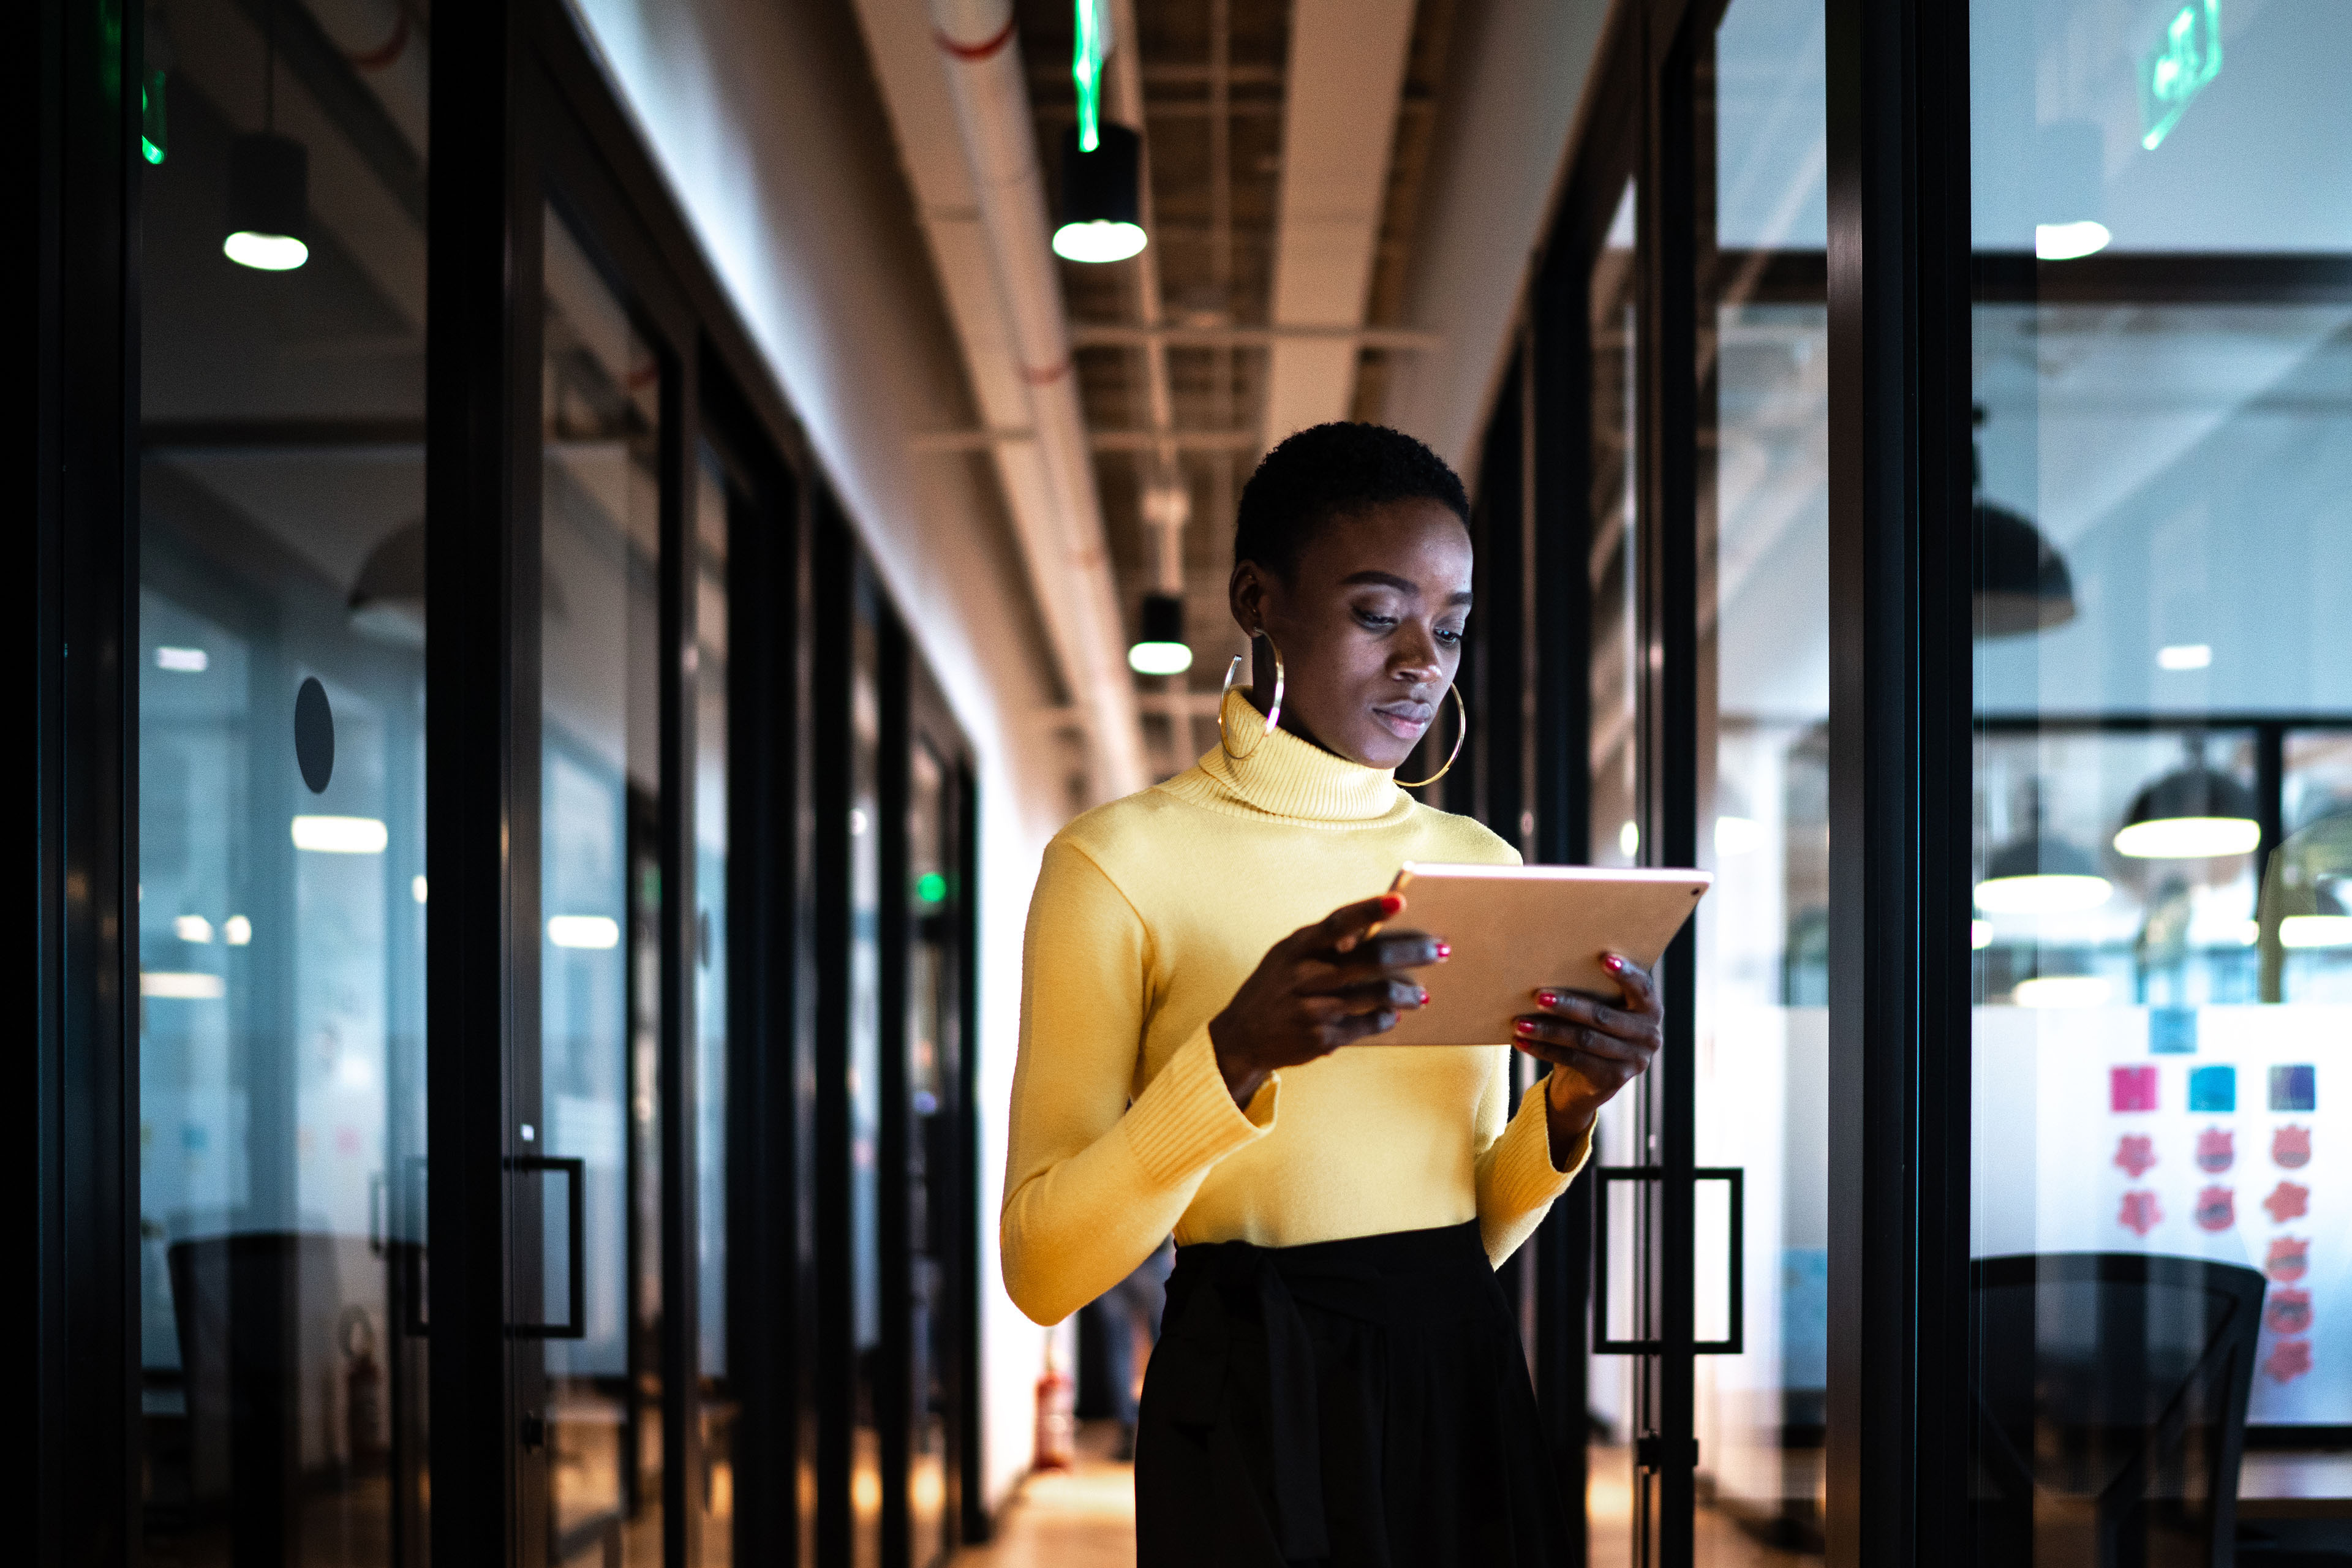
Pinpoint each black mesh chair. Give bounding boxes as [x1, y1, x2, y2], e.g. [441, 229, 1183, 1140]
[1973, 1252, 2267, 1568]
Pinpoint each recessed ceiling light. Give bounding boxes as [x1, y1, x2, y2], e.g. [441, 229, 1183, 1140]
[2157, 643, 2212, 670]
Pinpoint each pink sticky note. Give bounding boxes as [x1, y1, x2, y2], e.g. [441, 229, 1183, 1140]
[2111, 1066, 2158, 1112]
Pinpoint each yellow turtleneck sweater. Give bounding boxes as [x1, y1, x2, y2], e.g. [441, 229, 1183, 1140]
[1000, 689, 1591, 1326]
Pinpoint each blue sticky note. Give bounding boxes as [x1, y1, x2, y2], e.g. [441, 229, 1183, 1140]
[2270, 1065, 2316, 1112]
[2149, 1008, 2198, 1055]
[2188, 1065, 2236, 1113]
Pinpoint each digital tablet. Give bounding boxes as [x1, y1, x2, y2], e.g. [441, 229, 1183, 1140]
[1363, 862, 1711, 1047]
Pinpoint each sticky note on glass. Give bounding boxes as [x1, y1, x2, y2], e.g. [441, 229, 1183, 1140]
[2188, 1065, 2235, 1113]
[2270, 1065, 2316, 1112]
[2112, 1066, 2159, 1112]
[2149, 1008, 2197, 1055]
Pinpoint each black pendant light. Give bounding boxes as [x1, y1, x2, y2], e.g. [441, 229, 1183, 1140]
[1976, 782, 2111, 914]
[1128, 591, 1191, 676]
[2113, 735, 2261, 861]
[1973, 407, 2076, 637]
[1052, 0, 1145, 263]
[224, 0, 309, 271]
[1055, 122, 1145, 263]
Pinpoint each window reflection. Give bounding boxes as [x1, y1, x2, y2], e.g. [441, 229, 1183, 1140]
[538, 200, 665, 1568]
[1969, 0, 2352, 1548]
[1691, 0, 1830, 1555]
[137, 0, 431, 1558]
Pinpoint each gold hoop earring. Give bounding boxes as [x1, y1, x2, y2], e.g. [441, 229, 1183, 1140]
[1396, 685, 1468, 790]
[1218, 633, 1284, 759]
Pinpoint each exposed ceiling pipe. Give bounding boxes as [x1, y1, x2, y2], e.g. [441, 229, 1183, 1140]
[1261, 0, 1417, 450]
[925, 0, 1146, 799]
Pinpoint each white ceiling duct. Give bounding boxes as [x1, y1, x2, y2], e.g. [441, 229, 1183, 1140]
[853, 0, 1145, 801]
[1260, 0, 1417, 450]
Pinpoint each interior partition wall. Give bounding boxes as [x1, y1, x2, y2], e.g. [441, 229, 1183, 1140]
[26, 1, 981, 1566]
[1458, 0, 2352, 1562]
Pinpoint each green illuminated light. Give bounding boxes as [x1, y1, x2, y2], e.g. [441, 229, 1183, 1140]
[1071, 0, 1110, 153]
[141, 68, 168, 164]
[2139, 0, 2221, 150]
[916, 872, 948, 905]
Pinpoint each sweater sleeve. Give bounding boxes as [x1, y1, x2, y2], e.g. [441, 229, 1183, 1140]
[1472, 1059, 1592, 1267]
[1000, 839, 1278, 1325]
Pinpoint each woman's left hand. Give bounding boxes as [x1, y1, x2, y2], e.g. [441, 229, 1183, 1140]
[1511, 953, 1664, 1166]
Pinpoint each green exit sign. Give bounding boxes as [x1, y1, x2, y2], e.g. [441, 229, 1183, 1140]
[2140, 0, 2222, 149]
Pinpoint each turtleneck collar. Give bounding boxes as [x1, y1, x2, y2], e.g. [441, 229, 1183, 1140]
[1155, 688, 1417, 827]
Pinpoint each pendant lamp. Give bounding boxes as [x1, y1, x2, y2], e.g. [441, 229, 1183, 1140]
[1977, 782, 2111, 914]
[2113, 737, 2260, 860]
[1128, 592, 1191, 676]
[1055, 123, 1147, 263]
[1972, 407, 2076, 637]
[224, 0, 308, 271]
[1053, 0, 1145, 263]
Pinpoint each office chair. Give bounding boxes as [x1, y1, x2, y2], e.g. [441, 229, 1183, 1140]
[1973, 1251, 2266, 1567]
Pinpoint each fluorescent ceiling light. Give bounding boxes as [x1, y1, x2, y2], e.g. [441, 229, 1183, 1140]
[224, 230, 310, 271]
[142, 971, 226, 1000]
[224, 914, 252, 946]
[1713, 815, 1764, 857]
[291, 815, 389, 854]
[1127, 639, 1193, 676]
[174, 914, 214, 944]
[2013, 974, 2113, 1008]
[2112, 815, 2259, 859]
[412, 875, 429, 905]
[155, 646, 209, 673]
[2157, 643, 2212, 670]
[2034, 221, 2111, 260]
[1051, 221, 1148, 263]
[1970, 919, 1994, 951]
[1973, 873, 2113, 914]
[1618, 820, 1641, 860]
[2281, 914, 2352, 949]
[548, 914, 622, 950]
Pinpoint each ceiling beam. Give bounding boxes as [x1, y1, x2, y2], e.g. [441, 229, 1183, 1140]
[1259, 0, 1419, 449]
[1071, 323, 1439, 349]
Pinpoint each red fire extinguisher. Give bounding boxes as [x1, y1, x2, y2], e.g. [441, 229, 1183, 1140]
[1033, 1327, 1075, 1471]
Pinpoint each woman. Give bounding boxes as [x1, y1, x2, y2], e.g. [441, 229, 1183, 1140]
[1001, 422, 1664, 1566]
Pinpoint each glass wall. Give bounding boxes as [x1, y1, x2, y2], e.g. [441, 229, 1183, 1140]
[850, 582, 886, 1568]
[905, 736, 958, 1568]
[537, 199, 665, 1568]
[1692, 0, 1830, 1558]
[136, 0, 431, 1558]
[1969, 0, 2352, 1554]
[1586, 171, 1649, 1566]
[693, 451, 734, 1567]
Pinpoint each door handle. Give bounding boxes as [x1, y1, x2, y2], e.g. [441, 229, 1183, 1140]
[1590, 1164, 1744, 1355]
[507, 1155, 587, 1340]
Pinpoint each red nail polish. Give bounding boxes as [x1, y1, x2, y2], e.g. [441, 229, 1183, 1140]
[1416, 986, 1430, 1005]
[1537, 989, 1561, 1008]
[1513, 1019, 1536, 1036]
[1434, 941, 1452, 959]
[1603, 954, 1627, 973]
[1379, 892, 1404, 916]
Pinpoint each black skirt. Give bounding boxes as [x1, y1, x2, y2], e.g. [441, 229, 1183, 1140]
[1135, 1219, 1573, 1568]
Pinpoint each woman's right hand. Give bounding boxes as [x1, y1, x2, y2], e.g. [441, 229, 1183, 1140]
[1206, 892, 1449, 1107]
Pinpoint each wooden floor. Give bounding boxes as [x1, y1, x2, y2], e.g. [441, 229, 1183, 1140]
[952, 1423, 1137, 1568]
[954, 1427, 1822, 1568]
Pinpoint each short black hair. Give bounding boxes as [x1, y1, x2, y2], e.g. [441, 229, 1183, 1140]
[1233, 421, 1472, 579]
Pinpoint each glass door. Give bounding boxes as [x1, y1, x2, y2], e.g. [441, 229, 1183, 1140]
[1691, 0, 1829, 1561]
[529, 195, 669, 1568]
[1586, 168, 1654, 1568]
[135, 0, 432, 1558]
